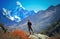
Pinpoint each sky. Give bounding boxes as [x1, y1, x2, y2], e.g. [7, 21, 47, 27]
[0, 0, 60, 12]
[0, 0, 60, 32]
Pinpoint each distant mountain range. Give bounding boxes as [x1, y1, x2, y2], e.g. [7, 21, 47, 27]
[12, 4, 60, 33]
[0, 3, 35, 26]
[0, 4, 60, 33]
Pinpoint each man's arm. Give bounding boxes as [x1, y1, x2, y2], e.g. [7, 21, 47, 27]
[30, 22, 32, 25]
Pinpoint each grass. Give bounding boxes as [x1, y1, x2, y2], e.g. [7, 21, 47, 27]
[0, 32, 22, 39]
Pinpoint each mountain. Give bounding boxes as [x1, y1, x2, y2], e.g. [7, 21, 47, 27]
[10, 5, 35, 21]
[0, 4, 60, 33]
[1, 1, 36, 23]
[0, 9, 17, 26]
[8, 4, 60, 33]
[0, 2, 35, 26]
[46, 5, 55, 11]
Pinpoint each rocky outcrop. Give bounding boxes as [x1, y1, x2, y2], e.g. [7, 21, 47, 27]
[29, 33, 49, 39]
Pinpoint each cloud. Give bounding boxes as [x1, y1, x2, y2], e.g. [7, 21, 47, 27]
[16, 1, 25, 9]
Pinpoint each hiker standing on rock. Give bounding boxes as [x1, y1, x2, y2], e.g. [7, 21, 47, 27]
[27, 19, 34, 34]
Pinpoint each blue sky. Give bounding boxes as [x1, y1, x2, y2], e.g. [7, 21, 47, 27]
[0, 0, 60, 32]
[0, 0, 60, 12]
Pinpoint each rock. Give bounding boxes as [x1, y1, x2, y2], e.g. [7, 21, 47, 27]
[29, 35, 39, 39]
[29, 33, 49, 39]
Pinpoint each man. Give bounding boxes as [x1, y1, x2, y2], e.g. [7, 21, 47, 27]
[27, 19, 34, 34]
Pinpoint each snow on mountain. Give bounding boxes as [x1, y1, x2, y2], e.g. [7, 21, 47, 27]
[0, 1, 35, 26]
[0, 3, 60, 33]
[8, 4, 60, 33]
[0, 9, 17, 26]
[2, 1, 35, 22]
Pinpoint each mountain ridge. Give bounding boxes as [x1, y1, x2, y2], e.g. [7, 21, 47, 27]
[0, 4, 60, 33]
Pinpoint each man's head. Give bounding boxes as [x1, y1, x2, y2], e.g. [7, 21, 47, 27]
[28, 19, 30, 22]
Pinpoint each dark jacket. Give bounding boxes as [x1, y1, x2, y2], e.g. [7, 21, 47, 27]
[28, 21, 32, 27]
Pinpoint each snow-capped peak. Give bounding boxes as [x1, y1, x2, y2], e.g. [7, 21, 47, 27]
[16, 1, 25, 9]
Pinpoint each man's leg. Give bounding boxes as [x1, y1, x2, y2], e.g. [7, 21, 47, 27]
[30, 27, 34, 34]
[28, 27, 31, 34]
